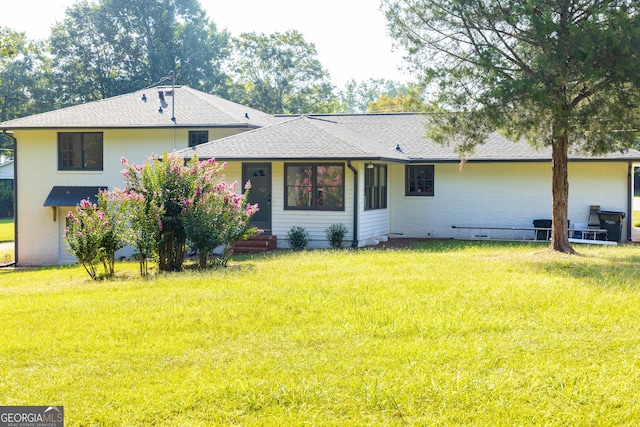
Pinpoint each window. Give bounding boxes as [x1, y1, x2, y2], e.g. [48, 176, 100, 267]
[285, 163, 344, 210]
[189, 130, 209, 147]
[406, 165, 434, 196]
[365, 164, 387, 210]
[58, 132, 103, 171]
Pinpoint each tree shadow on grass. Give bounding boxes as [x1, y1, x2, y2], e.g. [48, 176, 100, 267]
[524, 245, 640, 290]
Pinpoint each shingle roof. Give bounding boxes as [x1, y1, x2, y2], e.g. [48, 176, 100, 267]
[176, 113, 640, 162]
[177, 115, 410, 161]
[0, 86, 277, 129]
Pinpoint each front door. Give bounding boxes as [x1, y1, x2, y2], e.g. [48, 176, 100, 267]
[243, 163, 272, 234]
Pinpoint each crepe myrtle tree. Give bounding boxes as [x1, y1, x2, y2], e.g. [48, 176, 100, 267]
[183, 158, 260, 268]
[382, 0, 640, 253]
[120, 152, 259, 273]
[65, 191, 127, 280]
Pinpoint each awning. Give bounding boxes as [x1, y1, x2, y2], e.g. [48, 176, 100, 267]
[43, 186, 106, 207]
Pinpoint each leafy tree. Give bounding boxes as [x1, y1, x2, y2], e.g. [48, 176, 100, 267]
[0, 30, 56, 122]
[339, 78, 410, 113]
[184, 161, 259, 268]
[227, 30, 340, 114]
[49, 0, 230, 105]
[383, 0, 640, 253]
[367, 83, 425, 113]
[121, 152, 194, 272]
[0, 27, 17, 58]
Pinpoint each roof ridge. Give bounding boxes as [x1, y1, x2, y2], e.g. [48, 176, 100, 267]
[303, 115, 399, 158]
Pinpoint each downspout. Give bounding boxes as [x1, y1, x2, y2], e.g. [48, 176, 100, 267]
[3, 131, 16, 266]
[628, 161, 633, 241]
[347, 161, 358, 247]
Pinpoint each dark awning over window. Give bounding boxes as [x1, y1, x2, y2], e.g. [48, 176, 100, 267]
[43, 186, 106, 207]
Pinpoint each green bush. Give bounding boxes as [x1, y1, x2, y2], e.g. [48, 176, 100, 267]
[287, 226, 309, 250]
[325, 223, 348, 249]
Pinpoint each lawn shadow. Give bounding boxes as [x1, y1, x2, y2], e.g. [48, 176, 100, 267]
[524, 244, 640, 290]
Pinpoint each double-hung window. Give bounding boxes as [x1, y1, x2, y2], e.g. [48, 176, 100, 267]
[405, 165, 434, 196]
[364, 164, 387, 210]
[285, 163, 345, 210]
[58, 132, 103, 171]
[189, 130, 209, 147]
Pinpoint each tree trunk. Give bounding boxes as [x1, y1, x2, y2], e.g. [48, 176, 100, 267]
[550, 128, 576, 254]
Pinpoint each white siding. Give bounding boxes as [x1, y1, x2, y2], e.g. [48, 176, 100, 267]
[359, 162, 391, 244]
[270, 162, 355, 248]
[389, 161, 631, 240]
[15, 128, 247, 266]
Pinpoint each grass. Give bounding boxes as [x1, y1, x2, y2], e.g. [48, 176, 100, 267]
[2, 241, 640, 425]
[0, 217, 14, 242]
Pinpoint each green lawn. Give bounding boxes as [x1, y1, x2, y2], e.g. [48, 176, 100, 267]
[0, 217, 14, 242]
[2, 241, 640, 425]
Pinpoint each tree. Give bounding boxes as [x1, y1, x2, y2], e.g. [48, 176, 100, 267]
[227, 30, 340, 114]
[383, 0, 640, 253]
[0, 30, 56, 122]
[339, 78, 410, 113]
[65, 192, 127, 280]
[0, 27, 17, 58]
[49, 0, 230, 105]
[120, 153, 259, 273]
[367, 83, 425, 113]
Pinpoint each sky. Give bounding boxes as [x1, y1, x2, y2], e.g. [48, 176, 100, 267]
[3, 0, 411, 88]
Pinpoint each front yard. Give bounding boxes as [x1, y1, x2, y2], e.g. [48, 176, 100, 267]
[1, 241, 640, 425]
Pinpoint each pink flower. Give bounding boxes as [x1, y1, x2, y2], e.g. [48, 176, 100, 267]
[244, 180, 252, 190]
[120, 157, 128, 165]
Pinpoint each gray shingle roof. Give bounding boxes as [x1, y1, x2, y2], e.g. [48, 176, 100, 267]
[176, 115, 410, 161]
[0, 86, 277, 129]
[177, 113, 640, 162]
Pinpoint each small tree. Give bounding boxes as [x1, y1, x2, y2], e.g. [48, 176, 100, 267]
[64, 192, 126, 280]
[96, 190, 127, 276]
[184, 159, 260, 268]
[121, 152, 195, 272]
[113, 187, 159, 276]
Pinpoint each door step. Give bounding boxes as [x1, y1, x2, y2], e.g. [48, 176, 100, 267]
[231, 235, 278, 254]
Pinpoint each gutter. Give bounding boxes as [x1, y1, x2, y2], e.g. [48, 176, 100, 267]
[628, 161, 634, 241]
[346, 161, 358, 248]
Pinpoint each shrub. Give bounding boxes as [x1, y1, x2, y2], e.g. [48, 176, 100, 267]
[287, 226, 309, 250]
[325, 223, 348, 249]
[64, 192, 126, 280]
